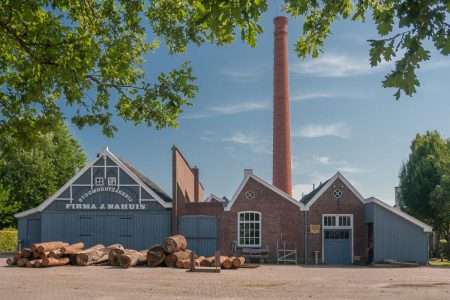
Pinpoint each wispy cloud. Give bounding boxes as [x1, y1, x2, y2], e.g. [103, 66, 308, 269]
[294, 122, 351, 139]
[202, 131, 271, 155]
[291, 92, 335, 102]
[220, 67, 265, 82]
[210, 102, 269, 115]
[184, 101, 269, 119]
[291, 54, 389, 78]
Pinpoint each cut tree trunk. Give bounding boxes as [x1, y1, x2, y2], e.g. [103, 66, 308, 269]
[6, 257, 16, 266]
[199, 257, 211, 267]
[118, 250, 147, 268]
[41, 257, 70, 267]
[219, 256, 232, 269]
[76, 244, 123, 266]
[69, 244, 104, 265]
[32, 259, 43, 268]
[61, 242, 84, 255]
[49, 249, 64, 258]
[163, 235, 187, 253]
[38, 251, 51, 259]
[16, 258, 28, 267]
[164, 249, 193, 268]
[32, 242, 69, 253]
[108, 248, 126, 266]
[231, 256, 245, 269]
[147, 245, 166, 267]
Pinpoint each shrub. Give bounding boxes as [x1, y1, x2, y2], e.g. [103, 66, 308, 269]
[439, 239, 449, 260]
[0, 229, 17, 252]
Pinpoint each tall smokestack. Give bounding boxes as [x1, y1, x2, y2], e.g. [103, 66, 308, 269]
[273, 16, 292, 195]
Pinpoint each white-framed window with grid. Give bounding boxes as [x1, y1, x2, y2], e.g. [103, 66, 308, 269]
[107, 177, 117, 186]
[95, 177, 104, 186]
[237, 211, 261, 247]
[322, 214, 352, 229]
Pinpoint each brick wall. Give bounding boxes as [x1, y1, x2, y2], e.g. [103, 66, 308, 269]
[306, 178, 368, 264]
[221, 177, 304, 262]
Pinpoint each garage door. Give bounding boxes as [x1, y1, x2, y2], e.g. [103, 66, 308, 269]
[324, 229, 352, 265]
[180, 215, 217, 256]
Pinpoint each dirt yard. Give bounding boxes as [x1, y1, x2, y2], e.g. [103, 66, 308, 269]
[0, 258, 449, 300]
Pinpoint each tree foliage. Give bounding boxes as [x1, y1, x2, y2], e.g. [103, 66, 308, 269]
[399, 131, 450, 249]
[0, 1, 448, 140]
[286, 0, 450, 99]
[0, 121, 86, 228]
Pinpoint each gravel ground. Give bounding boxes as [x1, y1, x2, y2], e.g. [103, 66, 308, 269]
[1, 258, 449, 300]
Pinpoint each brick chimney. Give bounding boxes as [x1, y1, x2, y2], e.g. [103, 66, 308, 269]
[272, 16, 292, 195]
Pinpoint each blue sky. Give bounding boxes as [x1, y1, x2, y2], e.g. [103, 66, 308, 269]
[71, 2, 450, 205]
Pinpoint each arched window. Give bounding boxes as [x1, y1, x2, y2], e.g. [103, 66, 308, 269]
[238, 211, 261, 247]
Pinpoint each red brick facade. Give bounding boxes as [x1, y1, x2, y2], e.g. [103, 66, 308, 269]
[305, 178, 368, 264]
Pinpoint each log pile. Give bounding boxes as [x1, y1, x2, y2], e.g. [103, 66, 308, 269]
[6, 234, 246, 270]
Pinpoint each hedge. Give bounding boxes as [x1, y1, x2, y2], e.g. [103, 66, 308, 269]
[0, 229, 17, 252]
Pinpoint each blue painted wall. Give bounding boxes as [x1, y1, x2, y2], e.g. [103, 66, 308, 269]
[365, 202, 429, 264]
[179, 215, 217, 256]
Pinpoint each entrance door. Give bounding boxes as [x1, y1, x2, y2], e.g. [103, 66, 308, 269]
[322, 214, 353, 265]
[324, 229, 352, 264]
[179, 215, 217, 256]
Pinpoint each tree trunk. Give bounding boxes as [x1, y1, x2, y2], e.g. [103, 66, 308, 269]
[118, 250, 147, 268]
[163, 235, 187, 253]
[75, 244, 122, 266]
[164, 249, 192, 268]
[49, 249, 64, 258]
[31, 241, 69, 253]
[219, 256, 232, 269]
[41, 257, 70, 267]
[108, 248, 126, 266]
[61, 242, 85, 254]
[16, 258, 28, 267]
[6, 257, 16, 266]
[231, 256, 245, 268]
[147, 245, 166, 267]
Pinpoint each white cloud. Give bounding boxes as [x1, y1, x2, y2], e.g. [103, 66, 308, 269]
[291, 54, 389, 78]
[220, 68, 262, 82]
[184, 101, 269, 119]
[209, 102, 269, 115]
[315, 156, 330, 164]
[294, 122, 351, 139]
[339, 166, 365, 174]
[291, 92, 334, 102]
[220, 131, 272, 155]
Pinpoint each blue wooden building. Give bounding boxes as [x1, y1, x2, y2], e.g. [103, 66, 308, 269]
[15, 148, 172, 250]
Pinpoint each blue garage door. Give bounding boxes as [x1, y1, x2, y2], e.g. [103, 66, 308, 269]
[324, 229, 352, 265]
[180, 215, 217, 256]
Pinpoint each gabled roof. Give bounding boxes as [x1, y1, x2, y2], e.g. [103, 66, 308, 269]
[15, 147, 172, 218]
[115, 156, 171, 203]
[204, 193, 229, 206]
[365, 197, 432, 233]
[301, 172, 365, 209]
[225, 173, 305, 211]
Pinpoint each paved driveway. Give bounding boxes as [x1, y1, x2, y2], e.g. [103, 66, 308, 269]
[1, 259, 449, 299]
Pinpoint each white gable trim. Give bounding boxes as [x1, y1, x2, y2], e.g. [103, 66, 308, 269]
[224, 174, 305, 211]
[104, 148, 171, 209]
[15, 148, 171, 218]
[204, 193, 223, 203]
[304, 172, 365, 210]
[365, 197, 432, 233]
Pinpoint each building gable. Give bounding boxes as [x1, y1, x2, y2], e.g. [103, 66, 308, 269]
[225, 174, 304, 211]
[302, 172, 365, 210]
[15, 148, 171, 218]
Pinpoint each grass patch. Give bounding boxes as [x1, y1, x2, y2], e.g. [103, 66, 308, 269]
[0, 229, 17, 252]
[429, 259, 450, 267]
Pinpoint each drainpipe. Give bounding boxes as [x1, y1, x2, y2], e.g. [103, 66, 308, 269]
[304, 210, 308, 264]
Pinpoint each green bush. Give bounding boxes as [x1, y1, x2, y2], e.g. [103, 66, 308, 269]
[0, 229, 17, 252]
[439, 239, 449, 259]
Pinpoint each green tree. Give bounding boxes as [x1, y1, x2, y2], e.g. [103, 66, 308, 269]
[0, 122, 86, 228]
[2, 1, 447, 141]
[399, 131, 450, 255]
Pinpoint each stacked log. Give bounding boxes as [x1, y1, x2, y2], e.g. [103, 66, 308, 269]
[147, 245, 166, 267]
[76, 244, 123, 266]
[163, 235, 187, 253]
[108, 248, 126, 266]
[118, 250, 147, 268]
[164, 249, 193, 268]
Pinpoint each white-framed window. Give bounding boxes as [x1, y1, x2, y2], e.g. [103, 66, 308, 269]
[108, 177, 117, 186]
[238, 211, 261, 247]
[322, 214, 352, 229]
[95, 177, 104, 186]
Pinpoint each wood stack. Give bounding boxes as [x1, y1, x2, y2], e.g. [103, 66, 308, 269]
[6, 235, 247, 270]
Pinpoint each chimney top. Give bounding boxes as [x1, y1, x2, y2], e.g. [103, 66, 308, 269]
[244, 169, 254, 177]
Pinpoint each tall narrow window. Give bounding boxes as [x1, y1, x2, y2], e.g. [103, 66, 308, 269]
[238, 211, 261, 247]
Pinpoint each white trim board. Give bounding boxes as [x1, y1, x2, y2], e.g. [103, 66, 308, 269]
[15, 147, 172, 218]
[365, 197, 432, 233]
[304, 172, 365, 210]
[321, 214, 354, 264]
[224, 173, 306, 211]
